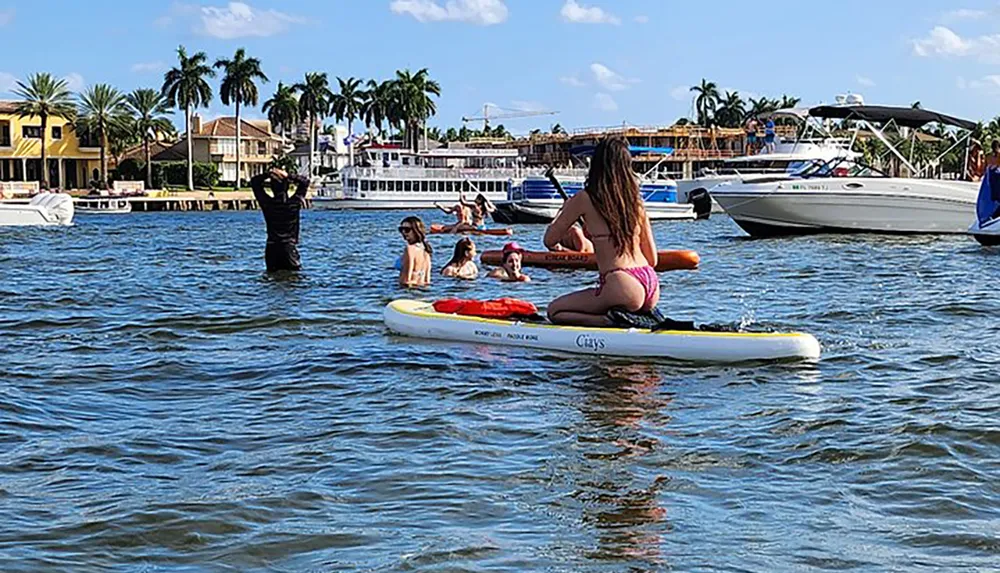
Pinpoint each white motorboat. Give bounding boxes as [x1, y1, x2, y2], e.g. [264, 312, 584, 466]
[676, 109, 859, 215]
[0, 192, 74, 226]
[711, 104, 980, 237]
[75, 196, 132, 214]
[969, 168, 1000, 245]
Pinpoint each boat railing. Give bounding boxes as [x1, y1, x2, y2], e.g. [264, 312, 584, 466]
[345, 167, 524, 180]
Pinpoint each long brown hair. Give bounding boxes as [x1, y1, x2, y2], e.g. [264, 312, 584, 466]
[401, 215, 432, 254]
[586, 136, 643, 256]
[445, 237, 474, 267]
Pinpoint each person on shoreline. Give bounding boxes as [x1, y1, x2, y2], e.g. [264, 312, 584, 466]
[441, 237, 479, 279]
[487, 242, 531, 282]
[251, 168, 309, 273]
[433, 200, 473, 233]
[399, 215, 432, 287]
[460, 192, 496, 230]
[543, 136, 659, 326]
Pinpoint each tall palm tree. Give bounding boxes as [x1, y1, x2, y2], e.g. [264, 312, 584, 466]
[715, 91, 745, 128]
[126, 89, 174, 190]
[293, 72, 332, 178]
[551, 123, 566, 135]
[330, 76, 365, 167]
[779, 95, 801, 110]
[689, 79, 720, 127]
[391, 68, 441, 152]
[262, 82, 299, 149]
[215, 48, 268, 188]
[361, 79, 393, 140]
[77, 84, 131, 186]
[161, 46, 215, 191]
[13, 73, 76, 188]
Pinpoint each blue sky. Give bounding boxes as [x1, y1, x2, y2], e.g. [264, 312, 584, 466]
[2, 0, 1000, 134]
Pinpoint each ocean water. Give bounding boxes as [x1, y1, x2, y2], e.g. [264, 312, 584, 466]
[1, 209, 998, 572]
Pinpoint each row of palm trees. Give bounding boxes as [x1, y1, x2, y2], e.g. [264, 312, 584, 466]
[688, 79, 801, 128]
[13, 73, 175, 190]
[11, 46, 442, 191]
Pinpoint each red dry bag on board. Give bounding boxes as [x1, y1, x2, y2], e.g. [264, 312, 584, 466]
[433, 298, 538, 319]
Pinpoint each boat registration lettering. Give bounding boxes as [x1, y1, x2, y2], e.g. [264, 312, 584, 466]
[789, 184, 828, 191]
[575, 334, 607, 351]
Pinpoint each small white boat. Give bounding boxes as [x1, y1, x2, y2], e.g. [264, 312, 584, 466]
[75, 196, 132, 214]
[0, 192, 74, 226]
[384, 299, 821, 363]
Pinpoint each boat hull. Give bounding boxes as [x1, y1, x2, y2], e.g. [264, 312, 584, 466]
[492, 199, 696, 224]
[712, 178, 979, 237]
[969, 217, 1000, 245]
[0, 193, 74, 226]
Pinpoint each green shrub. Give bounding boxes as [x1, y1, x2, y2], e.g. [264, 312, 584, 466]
[160, 162, 219, 188]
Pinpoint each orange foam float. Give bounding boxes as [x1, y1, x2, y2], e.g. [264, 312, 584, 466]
[480, 249, 700, 272]
[429, 223, 514, 236]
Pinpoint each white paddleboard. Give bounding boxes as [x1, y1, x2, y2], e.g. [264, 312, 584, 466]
[384, 299, 821, 363]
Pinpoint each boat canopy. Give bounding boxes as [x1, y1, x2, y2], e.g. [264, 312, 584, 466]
[808, 105, 976, 130]
[569, 144, 674, 157]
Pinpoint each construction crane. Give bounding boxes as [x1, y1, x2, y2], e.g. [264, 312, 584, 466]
[462, 104, 558, 132]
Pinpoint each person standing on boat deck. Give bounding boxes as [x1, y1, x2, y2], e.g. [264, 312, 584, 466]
[745, 117, 759, 154]
[544, 136, 659, 327]
[251, 168, 309, 272]
[764, 118, 777, 153]
[986, 140, 1000, 171]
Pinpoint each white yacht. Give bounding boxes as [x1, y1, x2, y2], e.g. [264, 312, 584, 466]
[711, 104, 980, 236]
[0, 192, 74, 226]
[312, 145, 519, 210]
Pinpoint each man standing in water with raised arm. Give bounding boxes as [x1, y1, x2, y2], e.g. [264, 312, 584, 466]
[251, 168, 309, 272]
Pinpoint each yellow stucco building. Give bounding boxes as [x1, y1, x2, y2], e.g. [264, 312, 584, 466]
[0, 101, 101, 190]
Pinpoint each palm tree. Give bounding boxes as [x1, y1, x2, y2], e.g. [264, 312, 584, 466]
[161, 46, 215, 191]
[330, 76, 365, 167]
[779, 95, 801, 110]
[689, 79, 720, 127]
[293, 72, 333, 177]
[715, 91, 745, 128]
[262, 82, 299, 149]
[551, 123, 566, 135]
[13, 73, 76, 188]
[126, 88, 173, 189]
[391, 68, 441, 152]
[77, 84, 131, 186]
[361, 79, 393, 140]
[215, 48, 268, 188]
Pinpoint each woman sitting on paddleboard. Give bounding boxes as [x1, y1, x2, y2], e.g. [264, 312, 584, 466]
[543, 136, 659, 326]
[441, 237, 479, 280]
[398, 216, 432, 287]
[487, 242, 531, 282]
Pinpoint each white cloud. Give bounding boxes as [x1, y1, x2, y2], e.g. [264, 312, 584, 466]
[957, 76, 968, 90]
[634, 15, 649, 24]
[590, 63, 636, 91]
[856, 75, 876, 87]
[559, 75, 585, 87]
[0, 8, 14, 26]
[390, 0, 508, 25]
[912, 26, 1000, 62]
[594, 93, 618, 112]
[669, 86, 691, 101]
[510, 100, 546, 112]
[131, 61, 165, 73]
[197, 2, 303, 39]
[560, 0, 620, 24]
[0, 72, 17, 93]
[64, 73, 84, 92]
[943, 8, 988, 21]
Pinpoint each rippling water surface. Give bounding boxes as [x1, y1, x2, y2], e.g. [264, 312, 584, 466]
[1, 209, 999, 571]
